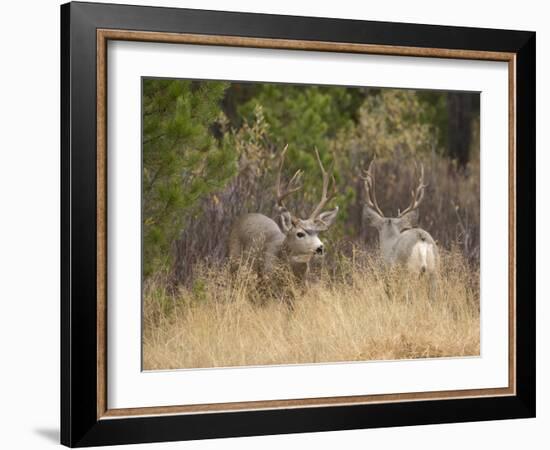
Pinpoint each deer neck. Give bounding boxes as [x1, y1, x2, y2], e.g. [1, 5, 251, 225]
[279, 241, 310, 280]
[290, 260, 309, 280]
[379, 227, 400, 262]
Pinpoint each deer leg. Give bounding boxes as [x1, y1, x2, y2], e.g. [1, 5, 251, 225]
[228, 238, 242, 275]
[254, 248, 281, 303]
[261, 246, 278, 278]
[383, 280, 392, 301]
[428, 272, 439, 302]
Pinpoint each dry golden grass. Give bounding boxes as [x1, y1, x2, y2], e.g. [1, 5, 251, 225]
[143, 249, 479, 370]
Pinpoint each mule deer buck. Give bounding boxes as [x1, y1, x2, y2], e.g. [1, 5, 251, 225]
[229, 145, 339, 282]
[362, 159, 439, 282]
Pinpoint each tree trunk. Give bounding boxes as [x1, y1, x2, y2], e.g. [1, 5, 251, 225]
[447, 92, 474, 168]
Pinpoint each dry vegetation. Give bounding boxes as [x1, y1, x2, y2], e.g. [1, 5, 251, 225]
[143, 248, 479, 370]
[142, 84, 481, 371]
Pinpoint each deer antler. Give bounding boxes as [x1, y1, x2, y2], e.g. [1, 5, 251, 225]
[275, 144, 303, 210]
[308, 148, 337, 220]
[361, 159, 384, 217]
[398, 162, 427, 217]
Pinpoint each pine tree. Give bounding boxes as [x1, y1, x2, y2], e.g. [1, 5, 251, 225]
[142, 79, 237, 275]
[236, 85, 363, 222]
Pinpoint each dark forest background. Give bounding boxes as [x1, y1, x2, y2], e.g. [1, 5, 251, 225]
[143, 79, 480, 283]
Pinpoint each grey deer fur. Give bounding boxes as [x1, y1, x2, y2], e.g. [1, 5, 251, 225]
[362, 159, 439, 276]
[229, 145, 339, 281]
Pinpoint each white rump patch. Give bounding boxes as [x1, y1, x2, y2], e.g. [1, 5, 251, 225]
[408, 241, 436, 273]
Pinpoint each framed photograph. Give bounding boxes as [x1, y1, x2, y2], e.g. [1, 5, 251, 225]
[61, 1, 535, 447]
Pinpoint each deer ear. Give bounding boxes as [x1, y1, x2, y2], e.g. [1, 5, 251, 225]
[398, 209, 419, 229]
[279, 209, 293, 233]
[363, 205, 384, 229]
[313, 206, 339, 231]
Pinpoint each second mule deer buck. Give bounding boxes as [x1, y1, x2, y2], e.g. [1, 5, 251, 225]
[362, 160, 439, 281]
[229, 145, 339, 282]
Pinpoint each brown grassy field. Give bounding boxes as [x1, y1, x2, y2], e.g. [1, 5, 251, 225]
[143, 248, 479, 370]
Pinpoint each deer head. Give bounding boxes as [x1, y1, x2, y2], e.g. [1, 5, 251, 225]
[276, 145, 339, 260]
[362, 159, 427, 238]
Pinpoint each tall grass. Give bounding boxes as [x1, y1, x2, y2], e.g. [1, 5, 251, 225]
[143, 248, 479, 370]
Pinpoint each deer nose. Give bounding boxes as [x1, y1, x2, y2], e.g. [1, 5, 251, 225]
[316, 245, 324, 255]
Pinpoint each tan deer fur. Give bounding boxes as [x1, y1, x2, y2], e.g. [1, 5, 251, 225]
[229, 146, 338, 281]
[362, 160, 439, 276]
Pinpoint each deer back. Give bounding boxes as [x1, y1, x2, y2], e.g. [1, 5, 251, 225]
[391, 228, 439, 274]
[229, 213, 285, 259]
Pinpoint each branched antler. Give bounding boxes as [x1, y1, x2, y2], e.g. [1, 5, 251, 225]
[361, 159, 385, 217]
[308, 148, 337, 220]
[275, 144, 303, 210]
[398, 162, 427, 217]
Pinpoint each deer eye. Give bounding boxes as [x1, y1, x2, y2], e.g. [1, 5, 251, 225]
[296, 231, 306, 238]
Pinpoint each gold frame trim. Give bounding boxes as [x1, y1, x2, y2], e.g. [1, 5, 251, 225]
[96, 29, 517, 420]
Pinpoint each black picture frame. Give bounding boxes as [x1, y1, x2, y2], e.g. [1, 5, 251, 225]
[61, 1, 535, 447]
